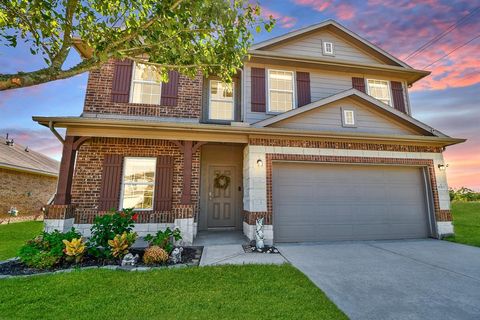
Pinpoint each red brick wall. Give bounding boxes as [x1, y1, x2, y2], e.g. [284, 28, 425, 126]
[83, 59, 203, 119]
[71, 137, 200, 223]
[0, 168, 57, 216]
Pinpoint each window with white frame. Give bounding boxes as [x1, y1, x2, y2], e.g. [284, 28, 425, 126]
[121, 157, 156, 210]
[342, 109, 356, 127]
[322, 41, 334, 55]
[366, 79, 392, 106]
[209, 80, 234, 120]
[130, 62, 162, 105]
[268, 70, 295, 113]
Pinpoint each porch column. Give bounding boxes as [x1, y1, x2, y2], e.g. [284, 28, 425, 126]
[54, 136, 91, 205]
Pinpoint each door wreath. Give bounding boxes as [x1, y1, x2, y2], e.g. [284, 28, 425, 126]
[214, 173, 231, 190]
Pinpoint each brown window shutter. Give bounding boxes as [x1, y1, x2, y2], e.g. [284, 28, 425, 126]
[391, 81, 407, 113]
[160, 70, 180, 106]
[352, 77, 366, 93]
[154, 156, 174, 211]
[296, 72, 311, 107]
[111, 59, 133, 103]
[98, 155, 123, 211]
[251, 68, 266, 112]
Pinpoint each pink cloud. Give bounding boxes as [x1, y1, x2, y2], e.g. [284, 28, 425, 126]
[293, 0, 333, 12]
[261, 7, 298, 28]
[335, 3, 355, 20]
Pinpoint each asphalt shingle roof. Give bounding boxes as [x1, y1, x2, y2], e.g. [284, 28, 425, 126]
[0, 137, 60, 176]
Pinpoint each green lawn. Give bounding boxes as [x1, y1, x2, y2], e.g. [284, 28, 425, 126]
[0, 264, 347, 320]
[444, 202, 480, 247]
[0, 221, 43, 260]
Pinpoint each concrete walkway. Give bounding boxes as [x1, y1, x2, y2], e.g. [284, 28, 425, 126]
[278, 239, 480, 320]
[195, 230, 286, 266]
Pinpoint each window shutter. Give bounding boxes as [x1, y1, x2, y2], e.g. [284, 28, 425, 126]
[296, 72, 311, 107]
[251, 68, 266, 112]
[154, 156, 174, 211]
[98, 155, 123, 211]
[391, 81, 407, 113]
[111, 59, 133, 103]
[160, 70, 180, 106]
[352, 77, 366, 93]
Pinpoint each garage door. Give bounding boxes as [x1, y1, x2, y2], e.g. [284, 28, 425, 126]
[273, 162, 430, 242]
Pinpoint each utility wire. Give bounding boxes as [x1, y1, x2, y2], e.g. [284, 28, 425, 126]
[404, 6, 480, 61]
[423, 34, 480, 69]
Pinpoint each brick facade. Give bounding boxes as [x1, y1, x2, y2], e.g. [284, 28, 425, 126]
[83, 59, 203, 119]
[70, 137, 200, 224]
[0, 168, 57, 216]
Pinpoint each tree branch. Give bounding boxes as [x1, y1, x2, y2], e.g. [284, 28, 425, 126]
[127, 57, 221, 69]
[51, 0, 79, 70]
[0, 58, 101, 91]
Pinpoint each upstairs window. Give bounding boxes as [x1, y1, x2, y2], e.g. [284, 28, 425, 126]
[342, 108, 356, 127]
[322, 41, 334, 55]
[130, 62, 162, 105]
[366, 79, 392, 106]
[268, 70, 295, 113]
[120, 157, 156, 210]
[209, 80, 234, 121]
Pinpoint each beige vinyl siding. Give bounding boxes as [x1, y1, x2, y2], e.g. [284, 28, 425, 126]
[267, 30, 383, 65]
[244, 62, 412, 123]
[268, 98, 418, 135]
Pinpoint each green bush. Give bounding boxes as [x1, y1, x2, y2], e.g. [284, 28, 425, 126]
[144, 228, 182, 253]
[88, 208, 138, 258]
[18, 228, 81, 269]
[449, 187, 480, 202]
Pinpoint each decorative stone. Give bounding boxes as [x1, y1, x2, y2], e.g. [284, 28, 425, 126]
[121, 253, 139, 267]
[170, 247, 184, 264]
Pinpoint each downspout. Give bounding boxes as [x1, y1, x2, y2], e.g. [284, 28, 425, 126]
[239, 67, 245, 122]
[49, 121, 65, 144]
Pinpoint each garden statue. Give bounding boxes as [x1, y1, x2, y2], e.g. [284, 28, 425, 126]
[121, 253, 139, 267]
[255, 218, 265, 250]
[8, 207, 18, 217]
[170, 247, 184, 264]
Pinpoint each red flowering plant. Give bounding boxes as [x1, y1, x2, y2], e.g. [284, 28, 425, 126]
[88, 208, 138, 258]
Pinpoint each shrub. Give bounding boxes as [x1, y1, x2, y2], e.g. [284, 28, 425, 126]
[144, 228, 182, 254]
[89, 208, 138, 258]
[63, 238, 86, 263]
[450, 187, 480, 202]
[108, 232, 137, 259]
[143, 246, 169, 265]
[18, 228, 82, 269]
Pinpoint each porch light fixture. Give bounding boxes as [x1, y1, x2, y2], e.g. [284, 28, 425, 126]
[257, 159, 264, 167]
[438, 164, 449, 171]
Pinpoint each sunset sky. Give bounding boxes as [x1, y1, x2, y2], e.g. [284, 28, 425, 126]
[0, 0, 479, 190]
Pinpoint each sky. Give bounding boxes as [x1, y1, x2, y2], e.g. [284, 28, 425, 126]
[0, 0, 479, 190]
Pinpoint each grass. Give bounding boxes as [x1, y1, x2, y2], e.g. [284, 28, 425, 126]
[444, 202, 480, 247]
[0, 264, 347, 320]
[0, 221, 43, 260]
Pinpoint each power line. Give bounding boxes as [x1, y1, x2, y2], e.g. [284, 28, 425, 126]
[423, 33, 480, 69]
[404, 6, 480, 61]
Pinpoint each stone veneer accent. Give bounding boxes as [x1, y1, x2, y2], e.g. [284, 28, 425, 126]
[71, 137, 200, 225]
[83, 59, 203, 119]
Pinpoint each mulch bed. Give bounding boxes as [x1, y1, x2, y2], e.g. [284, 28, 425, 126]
[242, 243, 280, 254]
[0, 247, 203, 277]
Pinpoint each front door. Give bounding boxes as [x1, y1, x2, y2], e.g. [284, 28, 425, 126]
[207, 166, 236, 228]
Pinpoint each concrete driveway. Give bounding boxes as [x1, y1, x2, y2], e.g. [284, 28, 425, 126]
[278, 239, 480, 320]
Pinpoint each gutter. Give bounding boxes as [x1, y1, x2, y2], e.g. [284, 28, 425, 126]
[0, 163, 59, 178]
[49, 121, 65, 144]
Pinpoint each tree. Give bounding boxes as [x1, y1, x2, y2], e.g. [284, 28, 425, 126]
[0, 0, 274, 90]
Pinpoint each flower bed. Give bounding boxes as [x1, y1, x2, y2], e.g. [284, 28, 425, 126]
[0, 208, 203, 277]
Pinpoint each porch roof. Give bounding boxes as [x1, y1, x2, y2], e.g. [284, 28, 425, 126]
[33, 115, 465, 148]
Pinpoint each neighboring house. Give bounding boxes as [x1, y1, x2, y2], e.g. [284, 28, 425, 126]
[34, 20, 464, 244]
[0, 136, 59, 217]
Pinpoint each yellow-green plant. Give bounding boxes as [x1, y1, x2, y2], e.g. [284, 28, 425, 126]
[108, 232, 137, 258]
[62, 238, 86, 264]
[143, 246, 169, 265]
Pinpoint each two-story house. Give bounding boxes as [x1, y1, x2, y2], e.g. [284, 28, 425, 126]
[35, 20, 464, 244]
